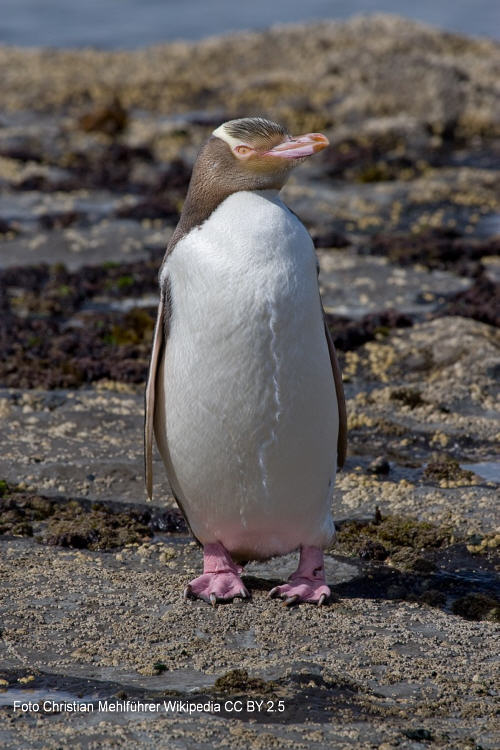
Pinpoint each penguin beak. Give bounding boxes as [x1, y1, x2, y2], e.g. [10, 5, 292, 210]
[263, 132, 329, 160]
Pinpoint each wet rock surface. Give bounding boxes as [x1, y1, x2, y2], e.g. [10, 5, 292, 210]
[0, 16, 499, 750]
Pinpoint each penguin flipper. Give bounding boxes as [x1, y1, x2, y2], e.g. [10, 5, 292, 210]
[323, 311, 347, 470]
[144, 292, 166, 500]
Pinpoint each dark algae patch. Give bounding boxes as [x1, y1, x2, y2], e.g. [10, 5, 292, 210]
[107, 308, 155, 346]
[43, 502, 150, 551]
[326, 309, 413, 352]
[0, 259, 164, 387]
[0, 308, 155, 388]
[214, 669, 276, 695]
[78, 96, 128, 136]
[389, 386, 425, 409]
[0, 489, 54, 537]
[210, 670, 369, 725]
[335, 511, 452, 558]
[423, 454, 476, 484]
[365, 228, 500, 277]
[0, 259, 160, 315]
[451, 593, 500, 623]
[0, 489, 186, 550]
[333, 510, 500, 621]
[440, 273, 500, 328]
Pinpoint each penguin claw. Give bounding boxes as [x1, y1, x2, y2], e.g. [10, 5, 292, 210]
[268, 580, 331, 606]
[183, 585, 192, 600]
[209, 593, 217, 608]
[238, 588, 248, 599]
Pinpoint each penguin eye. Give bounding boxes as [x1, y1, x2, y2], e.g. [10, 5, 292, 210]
[234, 145, 253, 158]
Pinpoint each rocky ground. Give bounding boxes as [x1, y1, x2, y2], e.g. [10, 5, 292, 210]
[0, 15, 499, 750]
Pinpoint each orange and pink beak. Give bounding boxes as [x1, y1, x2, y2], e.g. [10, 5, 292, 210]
[263, 132, 329, 160]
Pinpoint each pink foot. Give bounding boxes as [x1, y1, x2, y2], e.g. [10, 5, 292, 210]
[270, 546, 331, 606]
[184, 542, 249, 606]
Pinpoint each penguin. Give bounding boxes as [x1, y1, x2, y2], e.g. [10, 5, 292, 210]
[145, 117, 347, 606]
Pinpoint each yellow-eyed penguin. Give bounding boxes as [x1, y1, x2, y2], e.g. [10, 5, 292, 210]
[145, 117, 347, 606]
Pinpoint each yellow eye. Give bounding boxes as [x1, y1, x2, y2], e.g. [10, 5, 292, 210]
[235, 145, 251, 155]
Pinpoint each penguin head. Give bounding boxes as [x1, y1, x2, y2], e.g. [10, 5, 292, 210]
[199, 117, 329, 191]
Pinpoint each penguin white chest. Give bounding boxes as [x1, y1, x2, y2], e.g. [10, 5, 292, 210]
[155, 190, 338, 560]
